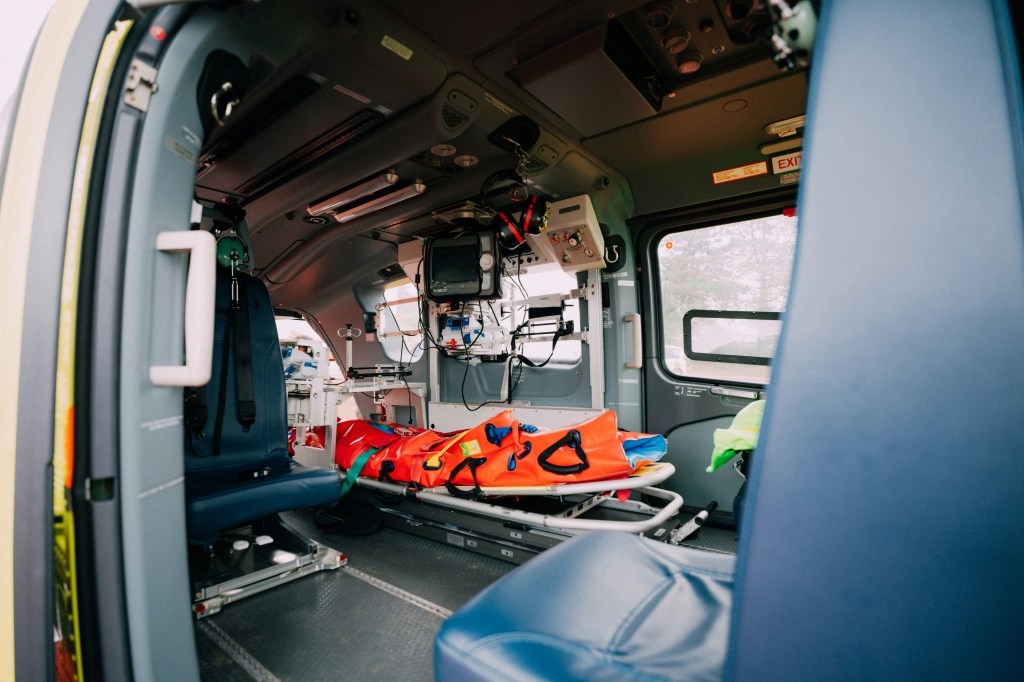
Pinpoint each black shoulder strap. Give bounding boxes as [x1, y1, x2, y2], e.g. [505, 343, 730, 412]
[193, 272, 257, 455]
[211, 319, 232, 456]
[232, 275, 256, 432]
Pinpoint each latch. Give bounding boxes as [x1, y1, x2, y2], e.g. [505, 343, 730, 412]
[124, 59, 158, 112]
[709, 386, 762, 400]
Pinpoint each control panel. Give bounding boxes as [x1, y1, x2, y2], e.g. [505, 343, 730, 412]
[525, 194, 606, 273]
[478, 231, 497, 296]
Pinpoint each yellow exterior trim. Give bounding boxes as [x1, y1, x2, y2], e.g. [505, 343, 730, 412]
[53, 17, 133, 510]
[52, 18, 134, 680]
[0, 2, 90, 678]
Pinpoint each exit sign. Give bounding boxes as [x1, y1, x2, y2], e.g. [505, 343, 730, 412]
[771, 151, 802, 174]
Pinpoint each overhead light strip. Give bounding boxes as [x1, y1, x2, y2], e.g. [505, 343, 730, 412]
[334, 181, 426, 223]
[763, 115, 806, 138]
[307, 172, 398, 216]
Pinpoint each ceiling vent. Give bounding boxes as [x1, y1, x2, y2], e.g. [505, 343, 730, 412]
[440, 105, 469, 132]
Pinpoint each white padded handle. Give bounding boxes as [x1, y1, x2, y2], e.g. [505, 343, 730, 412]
[625, 313, 642, 369]
[150, 230, 216, 387]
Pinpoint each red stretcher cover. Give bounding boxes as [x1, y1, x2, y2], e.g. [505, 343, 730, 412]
[296, 410, 667, 490]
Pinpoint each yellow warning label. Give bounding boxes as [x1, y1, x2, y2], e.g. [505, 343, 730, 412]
[381, 35, 413, 60]
[712, 161, 768, 185]
[459, 440, 482, 457]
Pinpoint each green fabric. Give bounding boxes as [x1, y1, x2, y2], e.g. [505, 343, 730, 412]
[339, 446, 381, 498]
[707, 400, 766, 473]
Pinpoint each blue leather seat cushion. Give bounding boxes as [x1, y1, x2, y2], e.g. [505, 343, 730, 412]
[186, 458, 339, 540]
[435, 531, 735, 682]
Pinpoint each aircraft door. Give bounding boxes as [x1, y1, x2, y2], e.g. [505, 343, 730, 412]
[637, 198, 797, 524]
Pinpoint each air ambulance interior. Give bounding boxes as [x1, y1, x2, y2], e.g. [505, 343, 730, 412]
[118, 0, 806, 676]
[75, 0, 1024, 680]
[157, 1, 813, 676]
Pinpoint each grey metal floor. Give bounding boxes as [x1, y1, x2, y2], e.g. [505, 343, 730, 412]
[195, 510, 516, 681]
[199, 569, 442, 681]
[194, 507, 736, 680]
[284, 509, 517, 611]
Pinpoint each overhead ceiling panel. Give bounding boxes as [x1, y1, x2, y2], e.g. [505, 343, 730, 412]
[378, 0, 581, 58]
[583, 73, 806, 177]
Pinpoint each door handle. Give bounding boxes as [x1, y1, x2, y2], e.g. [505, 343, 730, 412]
[625, 312, 642, 369]
[150, 230, 216, 387]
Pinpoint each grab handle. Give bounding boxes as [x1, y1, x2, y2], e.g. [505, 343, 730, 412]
[625, 313, 643, 369]
[537, 430, 589, 475]
[150, 230, 216, 387]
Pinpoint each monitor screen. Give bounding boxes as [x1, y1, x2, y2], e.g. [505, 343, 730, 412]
[431, 243, 479, 285]
[426, 233, 499, 301]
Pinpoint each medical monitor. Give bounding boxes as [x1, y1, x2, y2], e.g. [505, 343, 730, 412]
[426, 232, 500, 302]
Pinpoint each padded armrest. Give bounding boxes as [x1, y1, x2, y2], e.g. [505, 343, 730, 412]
[436, 531, 735, 682]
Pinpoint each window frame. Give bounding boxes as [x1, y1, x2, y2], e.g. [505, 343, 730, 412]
[273, 307, 345, 380]
[683, 310, 783, 365]
[378, 278, 425, 365]
[501, 262, 583, 367]
[638, 191, 798, 389]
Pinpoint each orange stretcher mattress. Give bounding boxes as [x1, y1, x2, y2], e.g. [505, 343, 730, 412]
[296, 410, 667, 490]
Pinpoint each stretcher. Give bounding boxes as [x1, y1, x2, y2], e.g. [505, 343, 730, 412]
[297, 411, 684, 556]
[352, 462, 682, 535]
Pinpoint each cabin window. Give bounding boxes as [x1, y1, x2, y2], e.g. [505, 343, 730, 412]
[275, 315, 344, 380]
[504, 263, 582, 365]
[379, 279, 425, 364]
[656, 212, 797, 385]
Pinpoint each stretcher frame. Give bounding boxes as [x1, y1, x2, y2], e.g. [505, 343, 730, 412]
[351, 462, 683, 534]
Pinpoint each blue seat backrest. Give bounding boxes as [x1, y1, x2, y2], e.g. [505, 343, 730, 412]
[184, 268, 290, 477]
[729, 2, 1024, 679]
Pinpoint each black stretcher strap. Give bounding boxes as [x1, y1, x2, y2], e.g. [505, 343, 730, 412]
[536, 429, 589, 475]
[444, 457, 487, 499]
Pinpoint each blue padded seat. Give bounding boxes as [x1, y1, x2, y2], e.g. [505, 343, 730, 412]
[184, 268, 339, 543]
[185, 458, 338, 540]
[436, 531, 735, 682]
